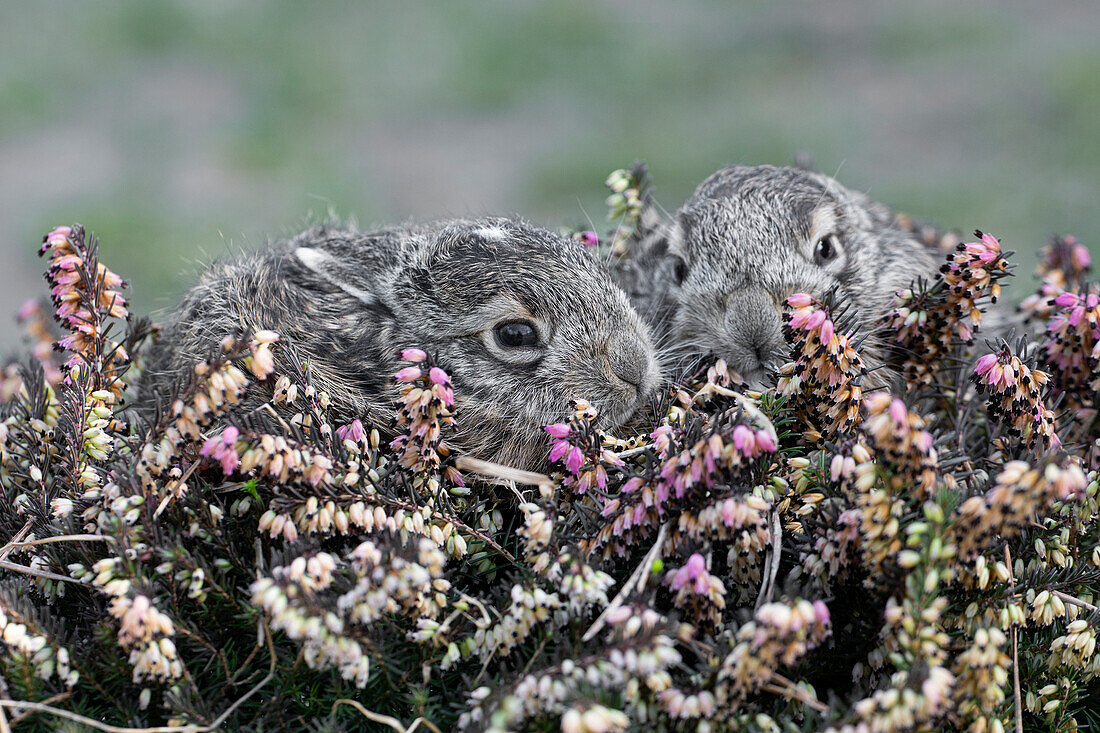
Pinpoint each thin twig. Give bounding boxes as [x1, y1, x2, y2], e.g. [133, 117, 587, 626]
[0, 559, 82, 585]
[8, 691, 70, 726]
[1051, 590, 1099, 612]
[154, 459, 201, 519]
[0, 702, 197, 733]
[330, 698, 443, 733]
[455, 455, 553, 490]
[4, 534, 111, 549]
[756, 509, 783, 611]
[583, 521, 669, 642]
[1005, 545, 1023, 733]
[764, 673, 828, 713]
[0, 521, 34, 561]
[612, 445, 649, 460]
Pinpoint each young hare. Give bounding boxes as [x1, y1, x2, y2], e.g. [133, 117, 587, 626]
[143, 217, 660, 469]
[620, 165, 940, 384]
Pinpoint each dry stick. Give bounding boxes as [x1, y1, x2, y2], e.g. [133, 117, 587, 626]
[0, 559, 81, 585]
[330, 699, 443, 733]
[0, 521, 33, 561]
[1005, 545, 1023, 733]
[0, 623, 277, 732]
[764, 672, 828, 713]
[755, 509, 783, 611]
[1052, 590, 1099, 612]
[8, 691, 70, 726]
[454, 455, 553, 490]
[153, 459, 201, 519]
[4, 534, 110, 549]
[582, 521, 669, 642]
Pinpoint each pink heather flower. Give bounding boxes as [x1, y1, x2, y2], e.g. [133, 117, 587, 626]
[401, 348, 428, 363]
[732, 425, 754, 454]
[544, 423, 570, 439]
[889, 399, 907, 425]
[548, 440, 570, 464]
[200, 427, 241, 474]
[819, 318, 834, 345]
[394, 366, 422, 383]
[980, 232, 1001, 250]
[1054, 292, 1078, 307]
[577, 231, 599, 247]
[428, 366, 449, 385]
[433, 383, 454, 407]
[754, 429, 777, 453]
[565, 446, 584, 475]
[1073, 245, 1091, 270]
[16, 299, 38, 322]
[830, 454, 845, 482]
[805, 310, 827, 331]
[336, 419, 366, 444]
[787, 292, 813, 308]
[787, 310, 811, 329]
[670, 553, 709, 593]
[974, 353, 998, 376]
[813, 600, 830, 625]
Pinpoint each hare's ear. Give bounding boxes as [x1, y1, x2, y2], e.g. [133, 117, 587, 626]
[291, 229, 407, 309]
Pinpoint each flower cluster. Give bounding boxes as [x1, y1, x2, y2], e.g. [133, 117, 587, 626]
[664, 552, 726, 628]
[546, 399, 624, 495]
[603, 162, 654, 255]
[1020, 234, 1091, 320]
[458, 604, 681, 732]
[971, 345, 1058, 451]
[952, 626, 1011, 731]
[87, 559, 184, 684]
[778, 292, 866, 441]
[0, 598, 78, 688]
[717, 598, 831, 707]
[39, 225, 130, 393]
[252, 534, 448, 687]
[1040, 288, 1100, 403]
[951, 459, 1086, 560]
[880, 231, 1011, 388]
[861, 392, 940, 500]
[391, 348, 463, 485]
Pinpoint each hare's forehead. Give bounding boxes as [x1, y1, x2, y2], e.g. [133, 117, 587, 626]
[430, 250, 615, 310]
[691, 189, 838, 251]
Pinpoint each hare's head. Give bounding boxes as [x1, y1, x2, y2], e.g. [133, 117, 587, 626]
[293, 217, 660, 468]
[641, 165, 936, 384]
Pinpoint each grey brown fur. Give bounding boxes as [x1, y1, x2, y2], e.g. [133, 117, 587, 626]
[143, 217, 660, 470]
[619, 165, 940, 384]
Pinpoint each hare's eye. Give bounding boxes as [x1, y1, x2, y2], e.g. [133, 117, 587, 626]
[494, 321, 539, 349]
[814, 235, 841, 265]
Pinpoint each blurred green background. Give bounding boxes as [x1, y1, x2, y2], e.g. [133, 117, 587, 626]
[2, 1, 1098, 343]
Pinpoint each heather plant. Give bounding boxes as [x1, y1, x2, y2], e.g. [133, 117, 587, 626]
[0, 178, 1097, 732]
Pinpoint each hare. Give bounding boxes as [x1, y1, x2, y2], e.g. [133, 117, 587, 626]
[143, 217, 661, 470]
[618, 165, 940, 385]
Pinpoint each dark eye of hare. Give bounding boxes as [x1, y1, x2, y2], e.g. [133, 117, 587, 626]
[814, 234, 840, 265]
[494, 321, 539, 349]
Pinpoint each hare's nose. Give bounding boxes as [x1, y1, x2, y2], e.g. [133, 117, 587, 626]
[609, 337, 651, 389]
